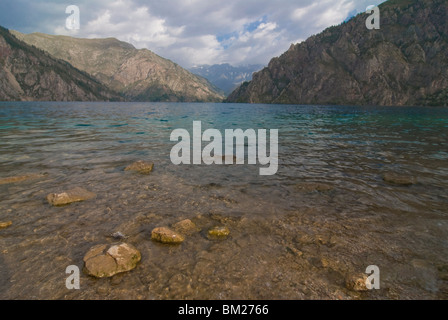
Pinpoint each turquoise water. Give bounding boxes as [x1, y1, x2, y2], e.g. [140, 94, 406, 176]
[0, 102, 448, 299]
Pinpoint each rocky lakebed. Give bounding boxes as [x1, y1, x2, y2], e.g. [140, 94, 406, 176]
[1, 102, 447, 300]
[1, 160, 447, 300]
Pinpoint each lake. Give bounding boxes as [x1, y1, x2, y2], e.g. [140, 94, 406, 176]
[0, 102, 447, 299]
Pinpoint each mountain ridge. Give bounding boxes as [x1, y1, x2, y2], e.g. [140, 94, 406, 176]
[189, 63, 264, 96]
[10, 30, 224, 102]
[227, 0, 448, 107]
[0, 26, 122, 101]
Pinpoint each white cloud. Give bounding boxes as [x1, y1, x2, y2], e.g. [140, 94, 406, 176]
[253, 22, 278, 39]
[315, 0, 356, 28]
[81, 3, 181, 50]
[2, 0, 387, 68]
[291, 3, 318, 21]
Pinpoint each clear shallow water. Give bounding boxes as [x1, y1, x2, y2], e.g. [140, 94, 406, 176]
[0, 102, 447, 299]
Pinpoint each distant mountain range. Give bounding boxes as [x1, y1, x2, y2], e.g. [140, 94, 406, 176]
[227, 0, 448, 107]
[0, 28, 224, 102]
[190, 64, 264, 96]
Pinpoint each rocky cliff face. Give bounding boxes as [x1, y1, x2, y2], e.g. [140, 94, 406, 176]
[0, 27, 121, 102]
[227, 0, 448, 106]
[12, 31, 224, 103]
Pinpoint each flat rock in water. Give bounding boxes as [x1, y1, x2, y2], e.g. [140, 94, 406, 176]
[172, 219, 200, 236]
[151, 227, 185, 244]
[124, 161, 154, 174]
[383, 173, 416, 186]
[207, 226, 230, 240]
[295, 183, 333, 192]
[0, 221, 12, 229]
[0, 173, 46, 185]
[83, 243, 141, 278]
[47, 187, 96, 206]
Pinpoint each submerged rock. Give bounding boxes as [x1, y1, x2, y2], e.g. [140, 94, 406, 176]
[438, 264, 448, 281]
[0, 173, 45, 185]
[83, 243, 141, 278]
[124, 161, 154, 174]
[383, 173, 416, 186]
[411, 259, 438, 292]
[110, 232, 128, 240]
[47, 187, 96, 206]
[295, 183, 333, 192]
[286, 246, 303, 257]
[151, 227, 185, 244]
[172, 219, 200, 236]
[0, 221, 12, 229]
[345, 273, 369, 292]
[207, 226, 230, 240]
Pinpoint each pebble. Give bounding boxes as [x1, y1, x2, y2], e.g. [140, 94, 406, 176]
[383, 173, 416, 186]
[110, 231, 128, 240]
[172, 219, 200, 236]
[47, 187, 96, 206]
[207, 226, 230, 240]
[295, 182, 333, 192]
[345, 273, 369, 292]
[0, 173, 45, 185]
[151, 227, 185, 244]
[124, 161, 154, 174]
[0, 221, 12, 229]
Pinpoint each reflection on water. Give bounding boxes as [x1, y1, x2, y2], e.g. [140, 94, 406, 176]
[0, 102, 447, 299]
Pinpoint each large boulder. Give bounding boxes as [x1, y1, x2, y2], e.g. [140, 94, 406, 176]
[83, 243, 141, 278]
[47, 187, 96, 206]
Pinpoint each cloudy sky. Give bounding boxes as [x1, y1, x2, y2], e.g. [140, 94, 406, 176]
[0, 0, 385, 68]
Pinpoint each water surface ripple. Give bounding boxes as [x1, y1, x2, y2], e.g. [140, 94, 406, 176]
[0, 102, 447, 299]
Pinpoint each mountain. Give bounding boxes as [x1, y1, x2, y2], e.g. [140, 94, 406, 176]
[11, 31, 224, 102]
[0, 27, 121, 102]
[189, 63, 264, 96]
[227, 0, 448, 107]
